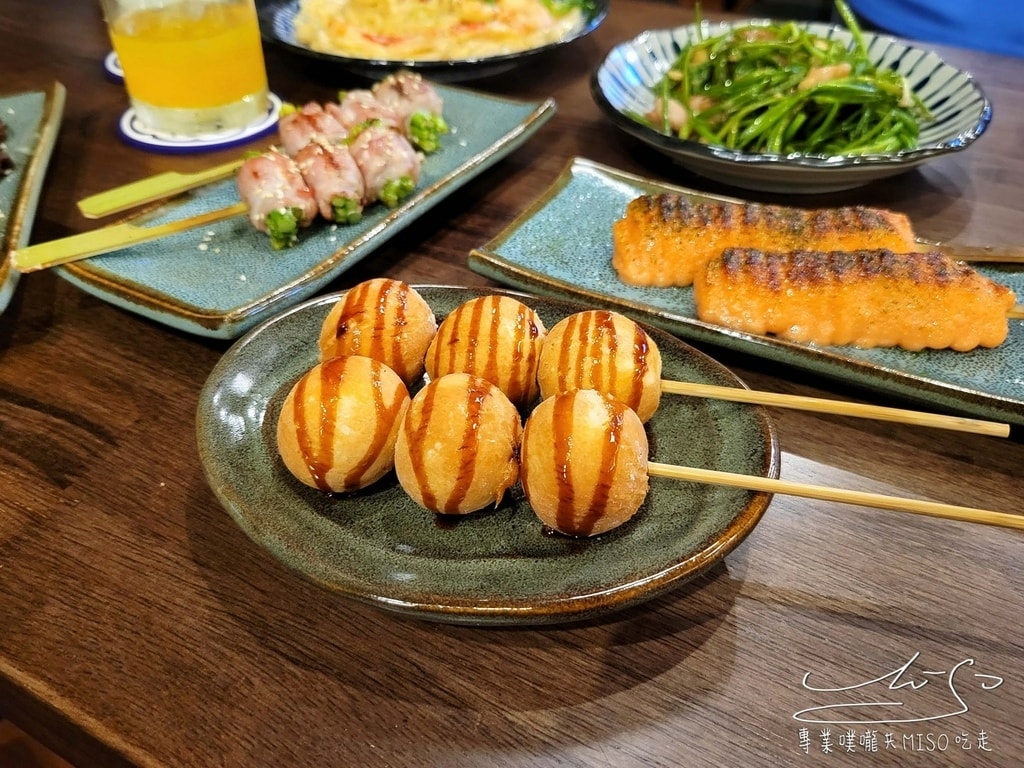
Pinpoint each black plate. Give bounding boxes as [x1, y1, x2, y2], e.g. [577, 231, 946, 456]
[257, 0, 608, 82]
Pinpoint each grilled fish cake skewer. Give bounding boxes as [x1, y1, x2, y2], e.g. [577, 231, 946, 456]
[693, 248, 1017, 351]
[612, 195, 917, 287]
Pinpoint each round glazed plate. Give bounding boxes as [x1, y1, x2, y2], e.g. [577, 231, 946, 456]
[196, 286, 779, 625]
[592, 21, 991, 193]
[256, 0, 607, 81]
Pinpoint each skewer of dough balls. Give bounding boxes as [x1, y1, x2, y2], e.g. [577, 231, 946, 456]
[277, 355, 410, 493]
[395, 372, 522, 515]
[318, 277, 437, 386]
[520, 389, 649, 537]
[537, 309, 662, 423]
[424, 294, 546, 409]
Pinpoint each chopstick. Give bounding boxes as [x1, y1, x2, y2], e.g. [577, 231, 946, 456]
[12, 202, 248, 272]
[916, 238, 1024, 264]
[77, 158, 244, 219]
[659, 380, 1010, 437]
[648, 462, 1024, 531]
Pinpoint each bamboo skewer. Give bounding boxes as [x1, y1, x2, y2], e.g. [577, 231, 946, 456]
[648, 461, 1024, 531]
[916, 238, 1024, 264]
[659, 380, 1010, 437]
[12, 202, 249, 272]
[77, 158, 244, 219]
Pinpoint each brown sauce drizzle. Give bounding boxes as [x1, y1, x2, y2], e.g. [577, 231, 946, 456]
[587, 399, 624, 537]
[329, 279, 410, 377]
[629, 322, 649, 413]
[556, 311, 583, 394]
[343, 360, 404, 490]
[293, 357, 405, 493]
[510, 301, 541, 405]
[384, 280, 409, 376]
[462, 296, 487, 379]
[556, 311, 649, 413]
[404, 378, 440, 511]
[331, 280, 372, 352]
[544, 390, 627, 537]
[483, 295, 502, 393]
[550, 393, 577, 534]
[431, 296, 541, 406]
[445, 377, 490, 514]
[294, 358, 346, 492]
[592, 310, 619, 399]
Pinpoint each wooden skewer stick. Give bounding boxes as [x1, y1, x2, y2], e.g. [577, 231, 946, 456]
[915, 238, 1024, 264]
[648, 462, 1024, 531]
[659, 379, 1010, 438]
[77, 158, 245, 219]
[13, 202, 249, 272]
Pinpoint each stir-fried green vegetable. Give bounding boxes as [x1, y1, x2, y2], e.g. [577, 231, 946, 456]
[643, 1, 932, 156]
[540, 0, 596, 19]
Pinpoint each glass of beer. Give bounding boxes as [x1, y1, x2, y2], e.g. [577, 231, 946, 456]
[100, 0, 270, 136]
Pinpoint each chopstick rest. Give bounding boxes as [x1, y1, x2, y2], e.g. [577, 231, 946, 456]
[12, 202, 248, 272]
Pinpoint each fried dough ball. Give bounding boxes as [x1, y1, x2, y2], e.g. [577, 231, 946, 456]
[318, 278, 437, 386]
[277, 355, 410, 493]
[395, 372, 522, 515]
[537, 309, 663, 423]
[520, 389, 649, 537]
[424, 294, 547, 408]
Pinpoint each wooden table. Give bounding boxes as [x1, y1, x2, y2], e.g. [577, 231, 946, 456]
[2, 2, 1023, 766]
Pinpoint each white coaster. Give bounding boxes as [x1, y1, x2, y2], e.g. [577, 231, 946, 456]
[118, 92, 282, 154]
[104, 51, 124, 83]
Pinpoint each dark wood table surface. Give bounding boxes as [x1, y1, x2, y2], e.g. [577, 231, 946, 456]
[3, 1, 1023, 766]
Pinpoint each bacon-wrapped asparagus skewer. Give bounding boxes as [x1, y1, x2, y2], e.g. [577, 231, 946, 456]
[370, 71, 448, 154]
[348, 120, 422, 209]
[277, 102, 349, 158]
[326, 89, 402, 136]
[235, 149, 318, 250]
[294, 139, 365, 225]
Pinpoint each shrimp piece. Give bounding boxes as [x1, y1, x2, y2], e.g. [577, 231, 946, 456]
[798, 62, 853, 91]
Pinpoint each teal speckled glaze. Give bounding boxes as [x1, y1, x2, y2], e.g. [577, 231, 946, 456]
[1, 83, 65, 313]
[196, 286, 779, 626]
[468, 158, 1024, 427]
[53, 86, 555, 338]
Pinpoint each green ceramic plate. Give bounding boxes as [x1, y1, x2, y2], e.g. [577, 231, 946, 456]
[53, 85, 555, 339]
[196, 285, 779, 625]
[469, 157, 1024, 428]
[0, 82, 65, 313]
